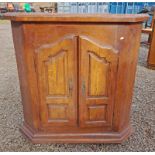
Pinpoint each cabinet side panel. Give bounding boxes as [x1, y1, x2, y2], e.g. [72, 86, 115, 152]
[113, 23, 142, 131]
[11, 22, 40, 130]
[11, 22, 34, 128]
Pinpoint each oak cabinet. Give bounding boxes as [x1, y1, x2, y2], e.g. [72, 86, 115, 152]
[3, 13, 148, 143]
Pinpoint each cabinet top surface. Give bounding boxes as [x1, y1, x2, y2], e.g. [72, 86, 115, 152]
[2, 13, 148, 23]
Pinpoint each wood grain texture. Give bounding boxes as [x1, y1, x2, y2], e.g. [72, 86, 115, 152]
[8, 14, 147, 143]
[3, 13, 148, 23]
[35, 35, 77, 127]
[79, 35, 118, 128]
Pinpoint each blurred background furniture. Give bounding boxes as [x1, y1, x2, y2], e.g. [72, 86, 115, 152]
[0, 2, 36, 13]
[0, 7, 7, 13]
[139, 7, 155, 69]
[6, 3, 15, 12]
[40, 3, 57, 13]
[141, 9, 155, 45]
[147, 18, 155, 69]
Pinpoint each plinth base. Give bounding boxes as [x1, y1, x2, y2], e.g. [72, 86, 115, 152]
[20, 123, 132, 144]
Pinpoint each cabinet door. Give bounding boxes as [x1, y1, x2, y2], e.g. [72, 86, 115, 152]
[35, 35, 77, 127]
[79, 36, 118, 128]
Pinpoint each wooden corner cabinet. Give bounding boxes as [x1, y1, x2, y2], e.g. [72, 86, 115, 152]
[3, 13, 148, 143]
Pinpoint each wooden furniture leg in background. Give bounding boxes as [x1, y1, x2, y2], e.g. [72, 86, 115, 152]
[147, 19, 155, 69]
[141, 11, 155, 45]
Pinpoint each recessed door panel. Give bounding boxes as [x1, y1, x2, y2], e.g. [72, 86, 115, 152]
[46, 51, 67, 96]
[35, 35, 77, 127]
[79, 36, 118, 128]
[88, 52, 109, 97]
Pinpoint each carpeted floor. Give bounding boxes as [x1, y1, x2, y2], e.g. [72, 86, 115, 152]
[0, 22, 154, 152]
